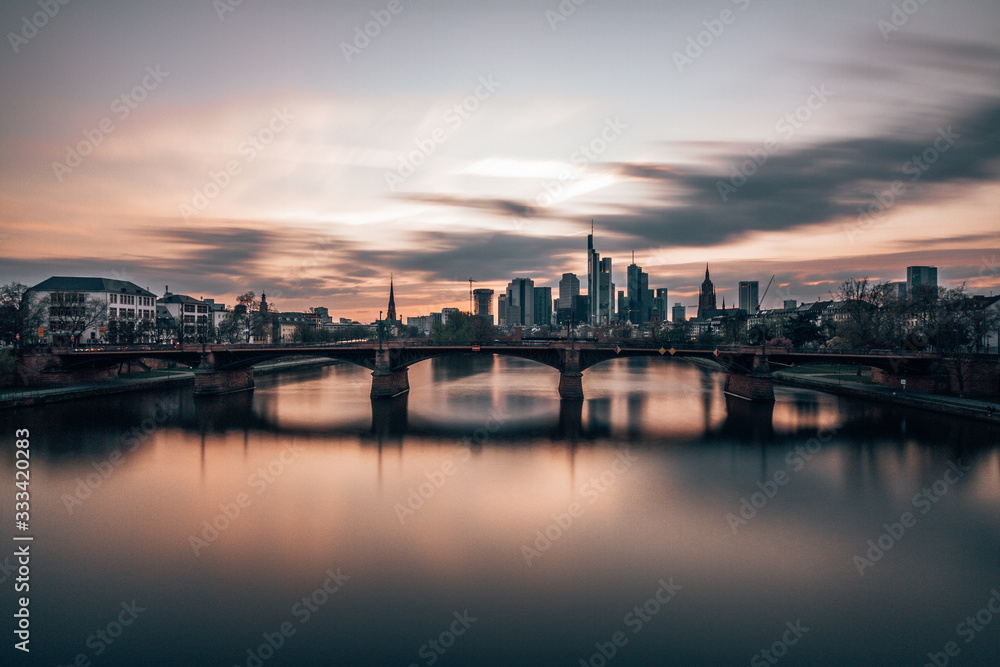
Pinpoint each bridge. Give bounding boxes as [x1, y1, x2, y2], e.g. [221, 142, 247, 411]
[13, 340, 996, 401]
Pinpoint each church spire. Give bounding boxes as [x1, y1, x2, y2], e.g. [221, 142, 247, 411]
[386, 274, 397, 322]
[705, 263, 710, 281]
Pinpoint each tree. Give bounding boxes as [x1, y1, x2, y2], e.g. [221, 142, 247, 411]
[232, 292, 274, 343]
[469, 315, 497, 341]
[0, 282, 46, 346]
[431, 311, 475, 343]
[784, 313, 823, 348]
[44, 294, 107, 345]
[834, 278, 894, 348]
[216, 311, 244, 344]
[719, 310, 748, 345]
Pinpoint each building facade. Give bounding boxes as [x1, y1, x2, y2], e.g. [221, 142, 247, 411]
[505, 278, 535, 327]
[28, 276, 157, 345]
[473, 288, 494, 323]
[739, 281, 759, 315]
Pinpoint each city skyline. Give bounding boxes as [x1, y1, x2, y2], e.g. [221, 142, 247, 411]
[2, 1, 999, 321]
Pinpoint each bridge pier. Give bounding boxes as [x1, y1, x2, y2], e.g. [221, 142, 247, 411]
[558, 348, 584, 399]
[723, 354, 774, 402]
[371, 349, 409, 398]
[723, 373, 774, 402]
[193, 352, 254, 395]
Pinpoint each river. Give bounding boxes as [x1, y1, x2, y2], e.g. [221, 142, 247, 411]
[3, 355, 998, 666]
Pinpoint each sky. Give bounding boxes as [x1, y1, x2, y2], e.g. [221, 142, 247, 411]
[1, 0, 999, 322]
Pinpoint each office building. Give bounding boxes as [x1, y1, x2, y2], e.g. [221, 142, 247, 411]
[533, 286, 552, 327]
[558, 273, 580, 310]
[672, 303, 686, 323]
[739, 281, 759, 315]
[654, 288, 669, 322]
[473, 288, 494, 323]
[587, 227, 615, 325]
[906, 266, 938, 298]
[505, 277, 534, 327]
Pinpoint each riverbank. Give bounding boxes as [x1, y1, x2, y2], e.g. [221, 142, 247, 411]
[773, 370, 1000, 424]
[0, 357, 339, 410]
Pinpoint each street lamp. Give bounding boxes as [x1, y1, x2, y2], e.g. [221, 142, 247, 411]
[378, 309, 383, 350]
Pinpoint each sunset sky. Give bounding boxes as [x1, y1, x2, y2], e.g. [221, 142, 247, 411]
[2, 0, 998, 321]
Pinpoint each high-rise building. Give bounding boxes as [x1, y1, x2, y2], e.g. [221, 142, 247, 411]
[889, 282, 907, 300]
[907, 266, 937, 298]
[626, 255, 653, 324]
[672, 303, 686, 323]
[497, 294, 508, 327]
[697, 265, 717, 320]
[739, 281, 759, 315]
[587, 226, 615, 325]
[473, 288, 494, 323]
[533, 286, 552, 327]
[558, 273, 580, 310]
[505, 277, 534, 327]
[654, 288, 669, 322]
[617, 290, 628, 322]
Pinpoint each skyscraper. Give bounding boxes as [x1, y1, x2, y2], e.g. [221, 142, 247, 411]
[739, 281, 759, 314]
[473, 288, 494, 323]
[626, 254, 654, 324]
[558, 273, 580, 310]
[672, 303, 686, 323]
[907, 266, 938, 298]
[505, 277, 535, 327]
[655, 288, 669, 322]
[533, 286, 552, 327]
[497, 294, 508, 327]
[697, 265, 717, 320]
[587, 224, 615, 325]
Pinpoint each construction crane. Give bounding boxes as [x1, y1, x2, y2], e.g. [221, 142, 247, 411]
[749, 275, 776, 348]
[757, 275, 775, 311]
[467, 278, 478, 315]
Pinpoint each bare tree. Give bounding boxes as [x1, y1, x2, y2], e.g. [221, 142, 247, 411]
[0, 282, 46, 346]
[835, 278, 894, 348]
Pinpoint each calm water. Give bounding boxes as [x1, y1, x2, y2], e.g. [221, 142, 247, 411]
[2, 356, 999, 666]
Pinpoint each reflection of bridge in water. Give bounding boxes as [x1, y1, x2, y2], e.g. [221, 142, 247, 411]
[16, 340, 984, 401]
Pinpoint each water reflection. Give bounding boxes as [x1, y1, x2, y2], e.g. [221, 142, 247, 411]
[4, 356, 998, 666]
